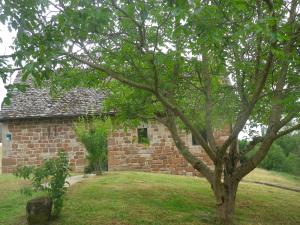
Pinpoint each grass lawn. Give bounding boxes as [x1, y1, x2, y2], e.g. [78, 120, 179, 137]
[0, 175, 40, 225]
[1, 170, 300, 225]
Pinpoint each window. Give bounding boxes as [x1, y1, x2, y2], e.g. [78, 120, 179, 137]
[192, 129, 207, 146]
[137, 128, 149, 144]
[6, 133, 12, 141]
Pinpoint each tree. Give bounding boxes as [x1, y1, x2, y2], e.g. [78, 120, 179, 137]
[0, 1, 299, 224]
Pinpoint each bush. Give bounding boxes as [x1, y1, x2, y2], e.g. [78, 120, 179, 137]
[74, 117, 112, 174]
[14, 150, 70, 217]
[243, 143, 285, 172]
[275, 134, 300, 157]
[282, 153, 300, 176]
[240, 137, 300, 176]
[260, 144, 286, 171]
[84, 165, 94, 174]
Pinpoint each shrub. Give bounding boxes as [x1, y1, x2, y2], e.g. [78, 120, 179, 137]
[243, 143, 285, 171]
[282, 153, 300, 176]
[241, 138, 300, 176]
[275, 134, 300, 157]
[260, 144, 286, 172]
[74, 117, 112, 174]
[14, 150, 70, 217]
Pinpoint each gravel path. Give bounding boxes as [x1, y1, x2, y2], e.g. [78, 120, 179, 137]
[65, 173, 300, 193]
[65, 174, 96, 187]
[242, 179, 300, 193]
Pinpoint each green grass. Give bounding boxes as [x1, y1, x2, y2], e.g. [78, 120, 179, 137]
[1, 170, 300, 225]
[0, 175, 40, 225]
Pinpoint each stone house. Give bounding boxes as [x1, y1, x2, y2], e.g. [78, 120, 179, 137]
[0, 75, 229, 175]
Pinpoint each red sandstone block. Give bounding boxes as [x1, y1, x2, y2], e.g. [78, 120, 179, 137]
[159, 155, 167, 160]
[112, 132, 119, 137]
[75, 152, 84, 156]
[76, 159, 86, 166]
[2, 167, 10, 173]
[71, 146, 79, 152]
[49, 148, 56, 153]
[22, 136, 30, 141]
[14, 137, 21, 142]
[2, 158, 17, 166]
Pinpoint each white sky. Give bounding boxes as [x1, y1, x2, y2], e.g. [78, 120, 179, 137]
[0, 24, 16, 109]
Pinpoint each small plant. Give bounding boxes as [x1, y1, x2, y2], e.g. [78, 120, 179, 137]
[74, 117, 112, 175]
[137, 128, 150, 145]
[138, 136, 150, 145]
[14, 150, 70, 218]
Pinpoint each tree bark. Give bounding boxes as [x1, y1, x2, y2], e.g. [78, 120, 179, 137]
[214, 182, 238, 225]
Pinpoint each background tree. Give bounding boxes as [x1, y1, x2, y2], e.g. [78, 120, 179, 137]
[0, 0, 299, 224]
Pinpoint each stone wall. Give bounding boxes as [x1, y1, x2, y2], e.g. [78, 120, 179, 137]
[1, 118, 229, 176]
[1, 118, 86, 173]
[108, 121, 230, 176]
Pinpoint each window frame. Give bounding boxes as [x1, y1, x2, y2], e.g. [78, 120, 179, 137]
[137, 128, 149, 144]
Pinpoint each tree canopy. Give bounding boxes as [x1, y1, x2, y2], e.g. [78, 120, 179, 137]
[0, 0, 299, 224]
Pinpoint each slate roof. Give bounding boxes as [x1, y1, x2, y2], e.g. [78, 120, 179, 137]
[0, 74, 105, 121]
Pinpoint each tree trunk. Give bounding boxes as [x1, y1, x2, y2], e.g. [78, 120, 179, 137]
[215, 182, 238, 225]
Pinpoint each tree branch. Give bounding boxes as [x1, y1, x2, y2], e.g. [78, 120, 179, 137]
[160, 115, 214, 184]
[241, 136, 264, 157]
[66, 53, 153, 92]
[154, 90, 217, 162]
[0, 54, 15, 59]
[254, 0, 263, 80]
[275, 124, 300, 139]
[202, 50, 217, 151]
[220, 0, 279, 154]
[230, 0, 298, 180]
[111, 0, 146, 53]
